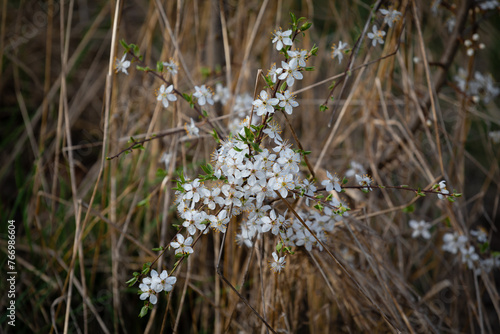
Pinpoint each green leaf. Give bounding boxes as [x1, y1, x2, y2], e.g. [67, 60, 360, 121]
[289, 12, 297, 25]
[314, 203, 324, 211]
[120, 39, 129, 50]
[310, 44, 318, 56]
[139, 306, 149, 318]
[157, 61, 164, 72]
[133, 45, 140, 56]
[152, 246, 164, 251]
[177, 171, 186, 183]
[201, 66, 211, 79]
[299, 22, 312, 31]
[244, 127, 255, 141]
[136, 65, 151, 72]
[276, 242, 283, 252]
[126, 277, 138, 286]
[156, 168, 167, 178]
[251, 142, 262, 152]
[280, 81, 288, 91]
[201, 163, 213, 175]
[402, 205, 415, 213]
[211, 129, 220, 143]
[480, 242, 490, 253]
[138, 198, 149, 207]
[182, 93, 192, 103]
[202, 109, 208, 117]
[320, 105, 328, 112]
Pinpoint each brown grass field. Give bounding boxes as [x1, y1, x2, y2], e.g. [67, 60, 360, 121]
[1, 0, 500, 333]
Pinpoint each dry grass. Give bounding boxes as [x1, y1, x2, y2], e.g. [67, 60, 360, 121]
[1, 0, 500, 333]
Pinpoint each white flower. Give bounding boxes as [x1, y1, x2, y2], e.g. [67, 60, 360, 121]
[442, 232, 468, 254]
[287, 49, 308, 67]
[115, 54, 131, 75]
[331, 41, 349, 64]
[203, 187, 225, 210]
[170, 234, 194, 255]
[272, 29, 293, 51]
[252, 90, 279, 116]
[183, 178, 203, 204]
[461, 246, 479, 269]
[139, 282, 158, 304]
[269, 252, 286, 273]
[472, 72, 500, 104]
[213, 83, 231, 105]
[322, 171, 342, 192]
[436, 180, 449, 199]
[489, 131, 500, 144]
[367, 25, 386, 47]
[356, 174, 373, 191]
[470, 228, 488, 243]
[276, 90, 299, 115]
[268, 63, 283, 83]
[163, 59, 179, 76]
[160, 152, 171, 169]
[209, 209, 230, 233]
[157, 84, 177, 108]
[301, 179, 317, 206]
[278, 59, 303, 87]
[345, 161, 366, 178]
[185, 118, 200, 138]
[479, 0, 499, 10]
[379, 8, 402, 28]
[409, 220, 432, 239]
[156, 270, 177, 292]
[262, 121, 282, 142]
[235, 227, 254, 248]
[193, 85, 214, 106]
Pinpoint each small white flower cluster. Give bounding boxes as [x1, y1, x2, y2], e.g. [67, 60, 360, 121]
[454, 68, 500, 104]
[139, 269, 177, 305]
[193, 85, 214, 106]
[435, 180, 449, 199]
[442, 230, 500, 275]
[367, 8, 402, 48]
[168, 31, 351, 276]
[464, 33, 485, 57]
[379, 8, 402, 28]
[478, 0, 499, 10]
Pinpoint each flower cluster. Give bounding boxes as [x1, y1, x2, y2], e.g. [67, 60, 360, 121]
[139, 269, 177, 305]
[122, 11, 470, 315]
[442, 230, 500, 275]
[366, 8, 402, 48]
[454, 68, 499, 104]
